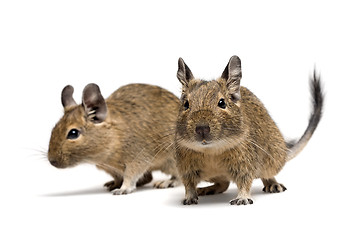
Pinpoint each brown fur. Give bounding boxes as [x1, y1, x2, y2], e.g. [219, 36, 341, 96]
[48, 83, 181, 194]
[175, 56, 323, 205]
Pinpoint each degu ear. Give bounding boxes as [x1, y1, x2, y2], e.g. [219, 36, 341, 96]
[82, 83, 107, 123]
[221, 55, 242, 101]
[61, 85, 77, 108]
[177, 57, 194, 88]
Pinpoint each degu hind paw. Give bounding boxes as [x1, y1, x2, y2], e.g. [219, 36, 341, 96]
[262, 183, 287, 193]
[153, 179, 180, 189]
[104, 180, 122, 192]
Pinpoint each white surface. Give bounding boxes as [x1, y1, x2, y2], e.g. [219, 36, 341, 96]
[1, 0, 359, 239]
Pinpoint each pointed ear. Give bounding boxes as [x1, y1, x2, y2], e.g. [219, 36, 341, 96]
[221, 55, 242, 101]
[82, 83, 107, 123]
[61, 85, 77, 108]
[177, 57, 194, 88]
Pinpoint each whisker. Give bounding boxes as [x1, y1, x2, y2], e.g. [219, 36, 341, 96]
[243, 139, 275, 161]
[151, 142, 174, 162]
[132, 147, 152, 164]
[24, 147, 50, 161]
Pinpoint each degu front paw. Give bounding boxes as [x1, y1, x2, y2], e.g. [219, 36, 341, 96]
[229, 198, 254, 205]
[182, 197, 199, 205]
[112, 186, 135, 195]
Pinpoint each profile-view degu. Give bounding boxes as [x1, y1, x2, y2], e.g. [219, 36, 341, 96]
[48, 84, 181, 195]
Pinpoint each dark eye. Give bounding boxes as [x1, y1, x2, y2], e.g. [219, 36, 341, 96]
[67, 129, 80, 140]
[218, 98, 226, 109]
[184, 100, 189, 110]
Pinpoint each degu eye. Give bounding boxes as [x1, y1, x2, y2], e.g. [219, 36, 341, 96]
[218, 98, 226, 109]
[67, 129, 80, 140]
[184, 100, 189, 110]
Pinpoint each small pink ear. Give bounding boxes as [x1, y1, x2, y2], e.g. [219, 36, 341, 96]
[61, 85, 77, 108]
[82, 83, 107, 123]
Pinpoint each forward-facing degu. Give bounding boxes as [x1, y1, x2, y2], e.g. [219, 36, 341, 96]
[48, 83, 180, 194]
[175, 56, 323, 205]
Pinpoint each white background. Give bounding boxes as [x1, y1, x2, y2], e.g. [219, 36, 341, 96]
[1, 0, 359, 239]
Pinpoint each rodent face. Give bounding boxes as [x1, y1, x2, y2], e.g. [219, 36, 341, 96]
[48, 107, 110, 168]
[176, 56, 244, 153]
[176, 79, 244, 153]
[48, 84, 110, 168]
